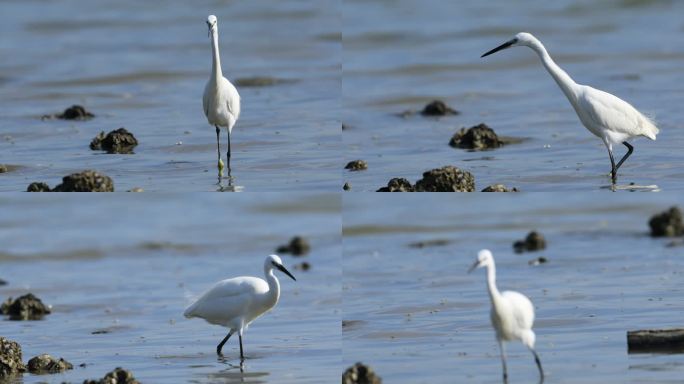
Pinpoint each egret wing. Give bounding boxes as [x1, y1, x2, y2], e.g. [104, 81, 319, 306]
[222, 77, 241, 122]
[501, 290, 535, 330]
[579, 86, 656, 139]
[184, 277, 267, 324]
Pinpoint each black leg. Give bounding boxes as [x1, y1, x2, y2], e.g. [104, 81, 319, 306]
[532, 349, 544, 382]
[615, 141, 633, 171]
[215, 126, 221, 166]
[608, 147, 617, 184]
[227, 131, 232, 171]
[216, 330, 233, 356]
[239, 334, 244, 360]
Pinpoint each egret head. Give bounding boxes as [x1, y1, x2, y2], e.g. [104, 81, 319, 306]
[481, 32, 536, 58]
[265, 254, 297, 281]
[206, 15, 218, 37]
[467, 249, 494, 273]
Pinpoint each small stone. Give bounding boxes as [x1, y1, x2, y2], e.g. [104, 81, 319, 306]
[0, 337, 26, 378]
[481, 184, 519, 192]
[449, 123, 503, 150]
[345, 160, 368, 171]
[52, 170, 114, 192]
[343, 362, 382, 384]
[0, 279, 6, 286]
[528, 256, 548, 266]
[83, 367, 140, 384]
[513, 231, 546, 253]
[414, 166, 475, 192]
[127, 187, 144, 193]
[26, 182, 51, 192]
[1, 293, 51, 320]
[421, 100, 459, 116]
[43, 105, 94, 120]
[408, 239, 451, 248]
[27, 354, 73, 374]
[276, 236, 310, 256]
[0, 164, 7, 173]
[649, 206, 683, 237]
[294, 261, 311, 271]
[343, 182, 351, 191]
[90, 128, 138, 154]
[377, 178, 414, 192]
[628, 329, 684, 353]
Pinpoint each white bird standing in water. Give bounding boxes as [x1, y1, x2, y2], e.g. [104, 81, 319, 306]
[482, 32, 658, 184]
[468, 249, 544, 382]
[204, 14, 241, 178]
[184, 254, 296, 359]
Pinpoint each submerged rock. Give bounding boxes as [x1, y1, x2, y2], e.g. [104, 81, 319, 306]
[343, 362, 382, 384]
[481, 184, 519, 192]
[528, 256, 548, 266]
[408, 239, 451, 248]
[414, 166, 475, 192]
[294, 261, 311, 271]
[26, 182, 51, 192]
[345, 160, 368, 171]
[1, 293, 51, 320]
[513, 231, 546, 253]
[421, 100, 459, 116]
[343, 182, 351, 191]
[234, 76, 293, 87]
[0, 337, 26, 378]
[376, 178, 414, 192]
[52, 170, 114, 192]
[0, 279, 6, 286]
[90, 128, 138, 154]
[43, 105, 94, 120]
[83, 367, 140, 384]
[276, 236, 310, 256]
[627, 329, 684, 353]
[0, 164, 7, 173]
[649, 206, 683, 237]
[449, 123, 503, 150]
[27, 354, 73, 374]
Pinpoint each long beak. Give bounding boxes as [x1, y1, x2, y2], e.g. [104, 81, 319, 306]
[481, 38, 518, 58]
[276, 264, 297, 281]
[467, 261, 479, 274]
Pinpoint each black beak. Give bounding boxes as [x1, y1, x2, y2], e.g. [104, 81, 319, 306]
[467, 260, 479, 274]
[481, 38, 518, 58]
[276, 264, 297, 281]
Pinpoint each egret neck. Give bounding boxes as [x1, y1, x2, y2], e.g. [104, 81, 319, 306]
[263, 266, 281, 310]
[210, 28, 222, 83]
[485, 262, 501, 306]
[529, 38, 578, 104]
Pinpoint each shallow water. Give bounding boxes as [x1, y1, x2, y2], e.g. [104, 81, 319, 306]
[0, 194, 340, 383]
[343, 194, 684, 383]
[0, 1, 340, 192]
[343, 0, 684, 191]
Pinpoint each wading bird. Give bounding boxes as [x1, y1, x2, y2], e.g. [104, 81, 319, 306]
[184, 254, 296, 360]
[204, 14, 241, 178]
[468, 249, 544, 382]
[482, 32, 658, 184]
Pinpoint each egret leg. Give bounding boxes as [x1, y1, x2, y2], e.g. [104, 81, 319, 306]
[239, 334, 244, 360]
[531, 348, 544, 382]
[215, 126, 224, 178]
[608, 148, 617, 184]
[615, 142, 633, 172]
[498, 340, 508, 382]
[216, 330, 234, 356]
[226, 131, 231, 171]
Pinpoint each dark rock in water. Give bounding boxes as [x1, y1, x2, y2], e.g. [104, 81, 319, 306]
[0, 164, 7, 173]
[649, 206, 683, 237]
[513, 231, 546, 253]
[0, 337, 26, 378]
[345, 160, 368, 171]
[343, 362, 382, 384]
[27, 354, 73, 374]
[83, 367, 140, 384]
[43, 105, 94, 120]
[90, 128, 138, 154]
[234, 76, 293, 87]
[421, 100, 459, 116]
[408, 239, 451, 248]
[627, 329, 684, 353]
[276, 236, 310, 256]
[481, 184, 519, 192]
[528, 256, 548, 266]
[342, 124, 349, 131]
[0, 279, 6, 286]
[1, 293, 51, 320]
[343, 182, 351, 191]
[26, 182, 51, 192]
[52, 170, 114, 192]
[377, 178, 414, 192]
[294, 261, 311, 271]
[449, 123, 503, 150]
[414, 166, 475, 192]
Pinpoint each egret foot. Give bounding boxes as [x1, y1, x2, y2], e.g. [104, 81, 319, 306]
[218, 158, 225, 176]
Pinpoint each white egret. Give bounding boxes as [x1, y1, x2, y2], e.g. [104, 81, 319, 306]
[468, 249, 544, 382]
[482, 32, 659, 184]
[184, 254, 296, 359]
[203, 14, 241, 177]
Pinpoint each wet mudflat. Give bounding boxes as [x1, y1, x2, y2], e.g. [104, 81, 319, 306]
[0, 194, 340, 383]
[343, 194, 684, 383]
[343, 0, 684, 191]
[0, 1, 340, 192]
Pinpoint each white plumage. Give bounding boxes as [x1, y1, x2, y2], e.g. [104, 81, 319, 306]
[203, 14, 241, 176]
[469, 249, 543, 381]
[184, 254, 296, 359]
[482, 32, 658, 184]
